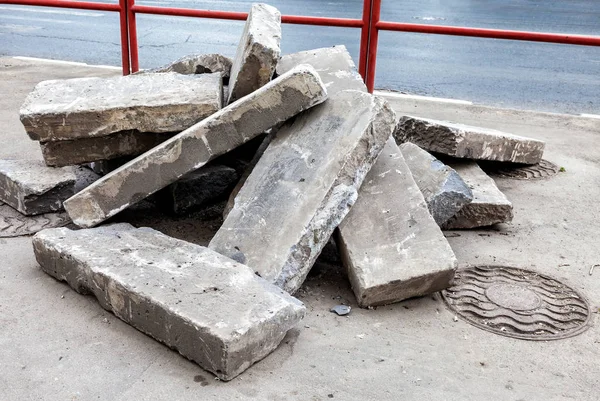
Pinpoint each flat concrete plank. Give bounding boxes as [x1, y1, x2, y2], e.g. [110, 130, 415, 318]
[338, 139, 457, 307]
[227, 3, 281, 104]
[0, 159, 76, 215]
[20, 73, 222, 142]
[41, 131, 176, 167]
[32, 224, 305, 381]
[63, 65, 327, 228]
[209, 90, 396, 294]
[442, 160, 514, 229]
[395, 115, 545, 164]
[144, 54, 232, 79]
[400, 142, 473, 226]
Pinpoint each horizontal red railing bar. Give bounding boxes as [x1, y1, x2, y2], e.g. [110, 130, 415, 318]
[1, 0, 121, 12]
[376, 21, 600, 47]
[130, 5, 364, 28]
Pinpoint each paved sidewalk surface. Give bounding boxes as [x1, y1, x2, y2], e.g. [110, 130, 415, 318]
[1, 57, 599, 401]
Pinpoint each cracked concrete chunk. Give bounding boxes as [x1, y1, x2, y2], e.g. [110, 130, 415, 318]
[400, 142, 473, 226]
[40, 131, 177, 167]
[227, 3, 281, 104]
[144, 54, 232, 81]
[20, 73, 222, 142]
[338, 139, 457, 307]
[0, 160, 97, 215]
[63, 64, 328, 228]
[442, 161, 513, 229]
[209, 90, 396, 294]
[394, 116, 545, 164]
[32, 224, 305, 381]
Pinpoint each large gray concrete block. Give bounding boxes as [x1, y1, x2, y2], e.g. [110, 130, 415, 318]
[394, 116, 545, 164]
[209, 90, 396, 294]
[20, 73, 222, 142]
[442, 161, 514, 229]
[275, 45, 366, 95]
[338, 139, 457, 307]
[32, 224, 305, 381]
[399, 142, 473, 226]
[40, 131, 176, 167]
[144, 53, 232, 81]
[63, 65, 327, 228]
[0, 160, 97, 215]
[227, 3, 281, 104]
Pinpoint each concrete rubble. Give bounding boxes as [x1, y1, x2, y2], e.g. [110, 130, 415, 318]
[209, 89, 396, 294]
[399, 142, 473, 226]
[442, 160, 514, 229]
[63, 65, 328, 228]
[144, 53, 232, 81]
[395, 115, 546, 164]
[338, 139, 458, 306]
[227, 3, 281, 104]
[32, 224, 305, 381]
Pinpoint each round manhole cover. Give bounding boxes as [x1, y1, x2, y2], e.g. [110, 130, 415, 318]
[482, 159, 560, 180]
[0, 201, 70, 238]
[442, 266, 592, 341]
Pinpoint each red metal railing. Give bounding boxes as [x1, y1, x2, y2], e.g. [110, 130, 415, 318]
[3, 0, 600, 93]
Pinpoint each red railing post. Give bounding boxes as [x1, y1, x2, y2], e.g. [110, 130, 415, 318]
[365, 0, 381, 93]
[118, 0, 131, 75]
[127, 0, 139, 73]
[358, 0, 373, 80]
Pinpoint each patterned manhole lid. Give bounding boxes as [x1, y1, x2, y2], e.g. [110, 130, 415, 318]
[0, 201, 70, 237]
[442, 266, 592, 341]
[481, 159, 560, 180]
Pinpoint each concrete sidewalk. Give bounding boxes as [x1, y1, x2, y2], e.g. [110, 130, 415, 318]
[1, 56, 599, 401]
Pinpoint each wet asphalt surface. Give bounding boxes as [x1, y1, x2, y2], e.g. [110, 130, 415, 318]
[1, 0, 599, 114]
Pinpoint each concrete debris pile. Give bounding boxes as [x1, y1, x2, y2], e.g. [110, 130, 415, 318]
[0, 2, 548, 381]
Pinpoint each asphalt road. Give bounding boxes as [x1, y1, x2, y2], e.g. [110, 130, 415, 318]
[1, 0, 599, 114]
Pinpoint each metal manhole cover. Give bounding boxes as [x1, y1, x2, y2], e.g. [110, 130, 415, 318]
[0, 201, 70, 237]
[442, 266, 591, 341]
[482, 159, 560, 180]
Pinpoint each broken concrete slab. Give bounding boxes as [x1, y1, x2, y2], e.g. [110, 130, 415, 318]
[399, 142, 473, 226]
[152, 164, 239, 215]
[227, 3, 281, 104]
[0, 159, 92, 215]
[32, 224, 305, 381]
[64, 64, 327, 228]
[442, 160, 514, 229]
[144, 53, 232, 82]
[40, 131, 176, 167]
[20, 73, 222, 142]
[394, 116, 545, 164]
[276, 45, 366, 95]
[337, 139, 457, 307]
[209, 90, 396, 294]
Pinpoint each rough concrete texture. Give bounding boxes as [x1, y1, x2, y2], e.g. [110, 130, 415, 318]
[394, 115, 546, 164]
[338, 139, 457, 307]
[144, 54, 232, 81]
[0, 159, 76, 215]
[63, 65, 327, 228]
[32, 224, 305, 381]
[276, 45, 366, 95]
[20, 72, 222, 142]
[399, 142, 473, 226]
[153, 164, 239, 215]
[40, 131, 177, 167]
[209, 90, 396, 294]
[227, 3, 281, 104]
[442, 160, 514, 229]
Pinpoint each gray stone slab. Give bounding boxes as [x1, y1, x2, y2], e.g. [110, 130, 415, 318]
[143, 54, 232, 81]
[337, 139, 457, 307]
[442, 161, 514, 229]
[399, 142, 473, 226]
[394, 116, 546, 164]
[0, 159, 76, 215]
[40, 131, 176, 167]
[209, 90, 396, 294]
[32, 224, 305, 381]
[63, 64, 327, 228]
[276, 45, 366, 95]
[227, 3, 281, 104]
[20, 73, 222, 142]
[153, 164, 239, 215]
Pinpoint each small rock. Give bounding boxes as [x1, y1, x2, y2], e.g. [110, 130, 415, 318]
[330, 305, 351, 316]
